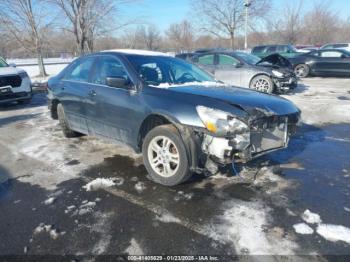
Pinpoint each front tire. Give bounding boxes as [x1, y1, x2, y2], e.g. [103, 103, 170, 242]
[249, 75, 274, 94]
[142, 125, 191, 186]
[294, 64, 310, 78]
[57, 103, 80, 138]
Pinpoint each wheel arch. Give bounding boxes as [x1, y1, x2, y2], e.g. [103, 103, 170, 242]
[50, 98, 61, 120]
[137, 113, 199, 172]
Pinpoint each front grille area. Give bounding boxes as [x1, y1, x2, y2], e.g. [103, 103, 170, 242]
[250, 117, 288, 154]
[0, 92, 28, 101]
[0, 75, 22, 87]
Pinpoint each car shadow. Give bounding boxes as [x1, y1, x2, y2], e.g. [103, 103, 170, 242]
[0, 92, 47, 111]
[285, 82, 310, 95]
[0, 113, 41, 127]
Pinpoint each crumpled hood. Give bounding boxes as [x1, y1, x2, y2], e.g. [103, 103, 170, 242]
[0, 66, 25, 76]
[170, 84, 300, 116]
[256, 53, 292, 69]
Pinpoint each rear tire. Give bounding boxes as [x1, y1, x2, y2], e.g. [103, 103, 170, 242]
[249, 75, 274, 94]
[57, 103, 80, 138]
[294, 64, 310, 78]
[142, 124, 191, 186]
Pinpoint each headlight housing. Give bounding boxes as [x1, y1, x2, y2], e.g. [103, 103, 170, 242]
[196, 106, 249, 136]
[272, 70, 284, 78]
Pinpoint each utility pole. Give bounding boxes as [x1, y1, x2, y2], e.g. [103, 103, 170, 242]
[244, 0, 251, 50]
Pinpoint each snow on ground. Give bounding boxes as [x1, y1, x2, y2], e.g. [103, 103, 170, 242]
[209, 200, 298, 255]
[44, 197, 55, 205]
[83, 178, 116, 192]
[293, 223, 314, 235]
[125, 238, 144, 255]
[316, 224, 350, 244]
[283, 78, 350, 125]
[155, 212, 182, 224]
[33, 223, 65, 240]
[301, 210, 322, 224]
[134, 181, 146, 193]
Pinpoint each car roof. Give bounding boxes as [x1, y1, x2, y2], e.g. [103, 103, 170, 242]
[101, 49, 171, 57]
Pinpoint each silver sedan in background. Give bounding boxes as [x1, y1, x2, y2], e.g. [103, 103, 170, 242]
[177, 51, 297, 94]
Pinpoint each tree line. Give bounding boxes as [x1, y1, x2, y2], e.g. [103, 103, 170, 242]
[0, 0, 349, 76]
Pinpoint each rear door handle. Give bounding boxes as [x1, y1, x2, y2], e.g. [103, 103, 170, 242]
[89, 90, 97, 97]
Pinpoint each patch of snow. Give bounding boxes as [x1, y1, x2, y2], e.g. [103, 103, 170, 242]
[344, 207, 350, 212]
[102, 49, 170, 57]
[302, 210, 322, 224]
[293, 223, 314, 235]
[83, 178, 116, 191]
[150, 81, 226, 89]
[207, 200, 298, 255]
[316, 224, 350, 244]
[135, 182, 146, 193]
[33, 223, 64, 240]
[125, 238, 144, 255]
[156, 212, 181, 224]
[44, 197, 55, 205]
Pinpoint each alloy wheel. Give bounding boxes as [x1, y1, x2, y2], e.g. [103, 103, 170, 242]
[147, 136, 180, 178]
[253, 78, 271, 93]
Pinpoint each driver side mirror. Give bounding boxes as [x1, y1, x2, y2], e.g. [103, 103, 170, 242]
[235, 63, 243, 68]
[106, 77, 131, 89]
[8, 63, 16, 67]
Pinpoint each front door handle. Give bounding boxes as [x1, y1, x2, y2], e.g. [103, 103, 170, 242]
[89, 90, 97, 97]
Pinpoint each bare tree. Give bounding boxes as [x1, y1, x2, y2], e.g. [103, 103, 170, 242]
[165, 20, 195, 52]
[138, 25, 161, 50]
[270, 1, 303, 44]
[192, 0, 270, 49]
[52, 0, 137, 55]
[0, 0, 50, 76]
[302, 1, 338, 45]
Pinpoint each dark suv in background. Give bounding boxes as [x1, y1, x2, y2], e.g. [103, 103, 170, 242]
[48, 50, 300, 186]
[251, 44, 301, 58]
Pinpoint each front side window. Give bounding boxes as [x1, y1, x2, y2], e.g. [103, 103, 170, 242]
[235, 52, 260, 65]
[64, 57, 95, 82]
[126, 55, 216, 87]
[92, 56, 129, 85]
[218, 55, 239, 66]
[198, 55, 215, 65]
[0, 58, 8, 68]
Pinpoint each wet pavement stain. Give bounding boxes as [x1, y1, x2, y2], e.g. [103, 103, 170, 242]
[337, 96, 350, 101]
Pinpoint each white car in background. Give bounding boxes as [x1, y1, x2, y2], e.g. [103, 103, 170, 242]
[0, 57, 32, 104]
[320, 43, 350, 52]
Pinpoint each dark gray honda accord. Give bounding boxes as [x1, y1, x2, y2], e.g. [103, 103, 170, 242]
[48, 49, 301, 186]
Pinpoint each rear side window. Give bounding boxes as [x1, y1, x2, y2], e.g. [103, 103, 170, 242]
[333, 44, 349, 48]
[198, 55, 215, 65]
[252, 46, 266, 53]
[320, 51, 343, 58]
[64, 57, 95, 83]
[266, 46, 277, 53]
[218, 54, 240, 66]
[92, 56, 129, 85]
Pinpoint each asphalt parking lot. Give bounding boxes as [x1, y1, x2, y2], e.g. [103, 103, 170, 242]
[1, 78, 350, 259]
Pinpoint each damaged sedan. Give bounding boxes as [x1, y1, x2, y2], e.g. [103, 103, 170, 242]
[48, 50, 301, 186]
[177, 50, 297, 94]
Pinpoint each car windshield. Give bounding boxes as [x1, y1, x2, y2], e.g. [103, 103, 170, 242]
[0, 58, 8, 68]
[126, 55, 217, 87]
[234, 52, 261, 65]
[288, 45, 298, 52]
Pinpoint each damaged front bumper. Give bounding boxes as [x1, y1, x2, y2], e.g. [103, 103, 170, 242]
[200, 114, 299, 173]
[272, 76, 298, 92]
